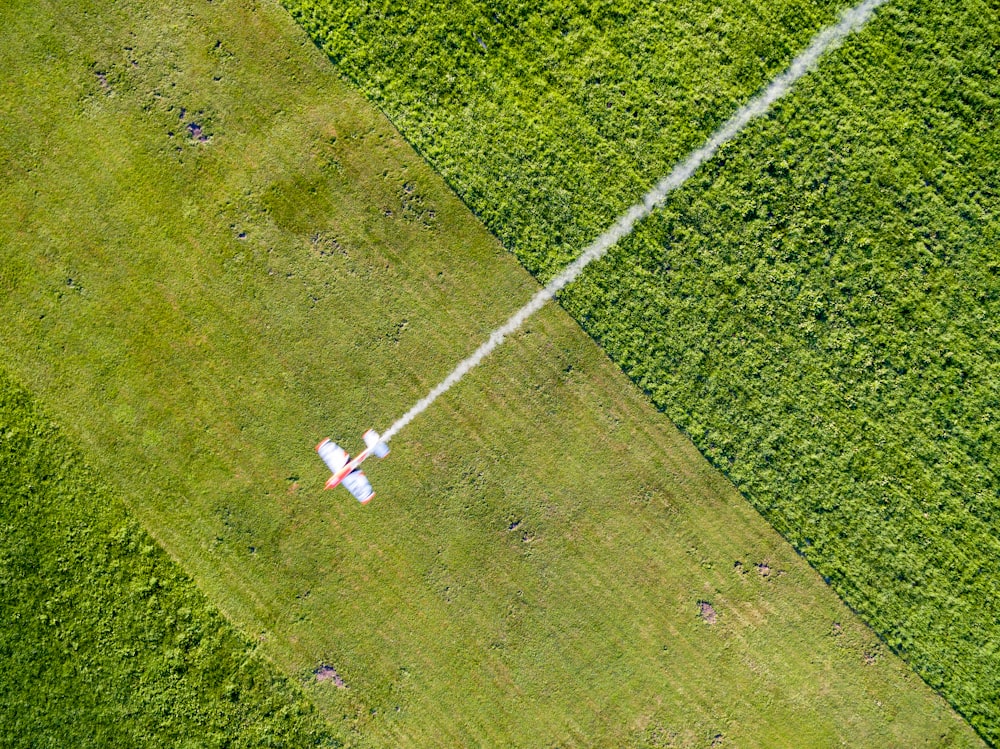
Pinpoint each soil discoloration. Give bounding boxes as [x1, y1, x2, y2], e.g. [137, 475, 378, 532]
[756, 562, 771, 578]
[310, 231, 345, 258]
[315, 665, 347, 687]
[698, 600, 717, 625]
[187, 122, 210, 143]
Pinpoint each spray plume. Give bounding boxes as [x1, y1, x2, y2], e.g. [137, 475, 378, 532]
[381, 0, 888, 444]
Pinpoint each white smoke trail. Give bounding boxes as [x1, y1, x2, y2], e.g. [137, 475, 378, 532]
[381, 0, 888, 444]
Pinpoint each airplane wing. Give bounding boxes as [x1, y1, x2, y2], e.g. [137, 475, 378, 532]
[341, 469, 375, 504]
[317, 439, 349, 473]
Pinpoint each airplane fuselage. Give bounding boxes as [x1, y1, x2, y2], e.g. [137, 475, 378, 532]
[324, 446, 373, 490]
[317, 431, 387, 504]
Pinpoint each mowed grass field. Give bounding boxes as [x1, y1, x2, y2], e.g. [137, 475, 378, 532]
[282, 0, 1000, 742]
[0, 373, 336, 747]
[0, 0, 984, 746]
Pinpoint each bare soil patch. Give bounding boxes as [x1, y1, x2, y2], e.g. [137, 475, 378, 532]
[314, 665, 346, 687]
[187, 122, 210, 142]
[864, 646, 882, 665]
[698, 601, 717, 625]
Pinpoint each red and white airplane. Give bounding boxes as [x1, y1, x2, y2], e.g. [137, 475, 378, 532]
[316, 430, 389, 504]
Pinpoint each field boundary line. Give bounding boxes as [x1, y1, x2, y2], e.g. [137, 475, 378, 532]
[383, 0, 890, 442]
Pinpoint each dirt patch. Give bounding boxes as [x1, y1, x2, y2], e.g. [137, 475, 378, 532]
[698, 600, 717, 625]
[863, 646, 881, 665]
[315, 665, 347, 687]
[733, 561, 745, 575]
[187, 122, 210, 143]
[287, 481, 300, 494]
[756, 562, 771, 578]
[310, 231, 344, 258]
[95, 71, 110, 92]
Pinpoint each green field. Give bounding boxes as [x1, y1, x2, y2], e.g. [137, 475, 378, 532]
[284, 0, 850, 280]
[0, 372, 335, 747]
[281, 0, 1000, 742]
[0, 0, 988, 746]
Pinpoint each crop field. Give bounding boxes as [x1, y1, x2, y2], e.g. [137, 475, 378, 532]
[0, 372, 334, 747]
[0, 0, 988, 747]
[282, 0, 1000, 743]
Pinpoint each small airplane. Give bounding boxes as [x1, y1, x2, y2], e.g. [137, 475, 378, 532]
[316, 429, 390, 504]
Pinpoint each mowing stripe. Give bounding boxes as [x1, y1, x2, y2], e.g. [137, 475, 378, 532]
[382, 0, 889, 444]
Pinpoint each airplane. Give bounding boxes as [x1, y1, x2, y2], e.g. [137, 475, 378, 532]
[315, 429, 389, 504]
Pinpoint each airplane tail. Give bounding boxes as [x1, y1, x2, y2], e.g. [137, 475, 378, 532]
[363, 430, 390, 458]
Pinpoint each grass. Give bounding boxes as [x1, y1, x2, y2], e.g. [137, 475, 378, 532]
[0, 0, 987, 745]
[283, 0, 851, 280]
[279, 0, 1000, 742]
[0, 371, 336, 747]
[561, 4, 1000, 738]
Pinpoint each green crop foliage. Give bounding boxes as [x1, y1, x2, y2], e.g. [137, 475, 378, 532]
[0, 0, 989, 744]
[284, 0, 849, 281]
[0, 371, 337, 747]
[282, 0, 1000, 743]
